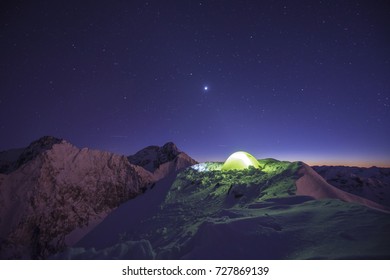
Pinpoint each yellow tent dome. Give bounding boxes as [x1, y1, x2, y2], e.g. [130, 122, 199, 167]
[221, 151, 260, 171]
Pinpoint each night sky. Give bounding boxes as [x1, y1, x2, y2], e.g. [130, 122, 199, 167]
[1, 1, 389, 166]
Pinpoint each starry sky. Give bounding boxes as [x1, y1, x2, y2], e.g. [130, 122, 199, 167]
[0, 0, 389, 166]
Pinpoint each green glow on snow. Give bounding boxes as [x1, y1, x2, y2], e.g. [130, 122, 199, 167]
[221, 151, 261, 171]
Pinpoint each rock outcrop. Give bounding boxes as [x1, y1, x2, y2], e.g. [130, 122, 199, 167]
[0, 137, 196, 259]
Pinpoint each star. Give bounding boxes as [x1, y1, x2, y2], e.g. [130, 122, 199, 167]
[204, 86, 208, 91]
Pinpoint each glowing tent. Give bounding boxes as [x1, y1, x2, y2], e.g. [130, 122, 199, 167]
[221, 151, 261, 171]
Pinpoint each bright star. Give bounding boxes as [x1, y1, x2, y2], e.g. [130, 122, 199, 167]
[204, 86, 208, 91]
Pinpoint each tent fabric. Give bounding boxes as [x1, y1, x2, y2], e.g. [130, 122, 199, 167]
[221, 151, 260, 171]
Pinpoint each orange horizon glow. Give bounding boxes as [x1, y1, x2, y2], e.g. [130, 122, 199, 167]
[304, 160, 390, 168]
[194, 155, 390, 168]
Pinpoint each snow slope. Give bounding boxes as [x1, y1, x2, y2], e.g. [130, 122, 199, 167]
[296, 163, 390, 213]
[313, 165, 390, 207]
[0, 137, 196, 259]
[55, 159, 390, 260]
[75, 172, 179, 251]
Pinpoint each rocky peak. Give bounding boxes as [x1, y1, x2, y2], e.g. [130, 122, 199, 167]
[127, 142, 192, 173]
[16, 136, 63, 169]
[0, 137, 198, 259]
[159, 142, 180, 162]
[0, 138, 154, 259]
[0, 136, 63, 174]
[161, 142, 179, 154]
[23, 135, 62, 151]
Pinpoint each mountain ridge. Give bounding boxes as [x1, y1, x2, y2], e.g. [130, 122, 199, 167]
[1, 137, 389, 259]
[0, 136, 196, 259]
[57, 159, 390, 260]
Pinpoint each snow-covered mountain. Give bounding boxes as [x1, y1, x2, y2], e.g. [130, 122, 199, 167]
[2, 138, 389, 260]
[313, 165, 390, 207]
[0, 137, 196, 259]
[128, 142, 197, 181]
[55, 159, 390, 260]
[297, 163, 389, 212]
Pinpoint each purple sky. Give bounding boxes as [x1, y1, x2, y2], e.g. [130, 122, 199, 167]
[0, 1, 389, 166]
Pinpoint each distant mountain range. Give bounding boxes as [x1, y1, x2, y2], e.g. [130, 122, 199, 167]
[0, 137, 389, 259]
[312, 165, 390, 207]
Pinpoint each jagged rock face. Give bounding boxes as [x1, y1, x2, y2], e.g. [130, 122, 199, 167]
[127, 142, 197, 182]
[128, 142, 184, 172]
[0, 136, 62, 174]
[0, 140, 154, 259]
[128, 142, 198, 181]
[15, 136, 63, 171]
[0, 138, 197, 259]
